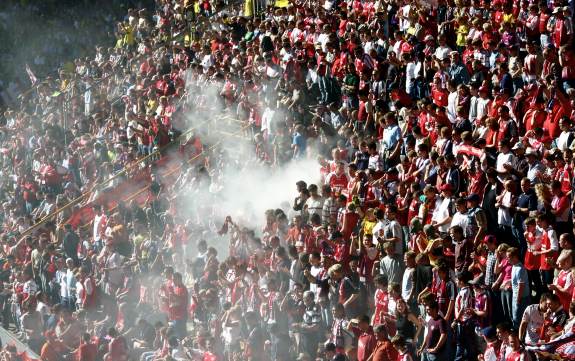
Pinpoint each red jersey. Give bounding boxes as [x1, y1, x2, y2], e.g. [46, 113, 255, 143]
[395, 195, 409, 226]
[554, 166, 572, 194]
[373, 289, 389, 325]
[524, 230, 542, 271]
[523, 108, 546, 133]
[555, 269, 573, 311]
[540, 230, 557, 271]
[328, 172, 349, 194]
[78, 342, 98, 361]
[169, 284, 189, 321]
[108, 336, 128, 361]
[159, 280, 174, 313]
[354, 327, 377, 361]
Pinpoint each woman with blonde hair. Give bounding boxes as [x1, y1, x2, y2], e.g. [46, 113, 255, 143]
[534, 183, 553, 214]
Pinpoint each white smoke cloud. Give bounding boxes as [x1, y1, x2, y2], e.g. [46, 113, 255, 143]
[212, 157, 321, 227]
[176, 77, 322, 256]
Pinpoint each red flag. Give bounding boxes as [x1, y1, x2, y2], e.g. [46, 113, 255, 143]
[457, 144, 483, 158]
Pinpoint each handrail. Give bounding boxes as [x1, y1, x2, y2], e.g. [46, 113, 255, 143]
[107, 121, 252, 209]
[21, 107, 250, 236]
[20, 113, 207, 237]
[71, 119, 252, 231]
[0, 326, 40, 360]
[16, 5, 238, 237]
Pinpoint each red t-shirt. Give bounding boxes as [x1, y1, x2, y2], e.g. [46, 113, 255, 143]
[169, 285, 189, 321]
[78, 342, 98, 361]
[353, 327, 377, 361]
[373, 289, 389, 325]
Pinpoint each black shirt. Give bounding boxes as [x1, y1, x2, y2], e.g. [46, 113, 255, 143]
[62, 230, 80, 261]
[514, 189, 537, 228]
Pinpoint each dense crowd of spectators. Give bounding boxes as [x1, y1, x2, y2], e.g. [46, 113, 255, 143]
[0, 0, 151, 106]
[3, 0, 575, 360]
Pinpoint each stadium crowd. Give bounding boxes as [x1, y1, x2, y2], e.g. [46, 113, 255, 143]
[3, 0, 575, 360]
[0, 0, 150, 106]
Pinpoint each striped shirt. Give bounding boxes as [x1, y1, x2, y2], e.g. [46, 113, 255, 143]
[484, 251, 497, 287]
[455, 286, 474, 322]
[322, 197, 338, 226]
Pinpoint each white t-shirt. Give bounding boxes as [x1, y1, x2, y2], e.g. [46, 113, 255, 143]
[57, 270, 69, 299]
[405, 62, 416, 94]
[432, 197, 452, 233]
[309, 265, 323, 301]
[557, 131, 574, 151]
[521, 304, 545, 345]
[261, 108, 276, 135]
[476, 97, 491, 121]
[23, 280, 38, 298]
[317, 33, 330, 52]
[36, 302, 50, 319]
[434, 46, 453, 61]
[75, 281, 84, 306]
[104, 252, 125, 286]
[399, 5, 412, 31]
[93, 214, 105, 243]
[401, 267, 415, 300]
[498, 191, 513, 226]
[447, 91, 458, 123]
[305, 197, 324, 216]
[496, 152, 516, 178]
[451, 211, 470, 234]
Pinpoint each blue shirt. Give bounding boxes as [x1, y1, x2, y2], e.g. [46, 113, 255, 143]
[382, 124, 401, 151]
[292, 132, 306, 157]
[511, 263, 530, 299]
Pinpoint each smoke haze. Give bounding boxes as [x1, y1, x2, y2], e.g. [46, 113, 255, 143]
[176, 79, 321, 256]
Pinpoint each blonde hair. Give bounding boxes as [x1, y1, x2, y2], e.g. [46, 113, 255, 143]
[535, 183, 552, 204]
[496, 243, 510, 253]
[328, 264, 342, 277]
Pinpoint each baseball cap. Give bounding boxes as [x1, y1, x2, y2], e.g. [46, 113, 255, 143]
[440, 183, 454, 192]
[466, 193, 480, 203]
[512, 141, 525, 150]
[482, 326, 497, 340]
[483, 235, 497, 244]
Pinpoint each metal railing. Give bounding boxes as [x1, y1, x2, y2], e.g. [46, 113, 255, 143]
[16, 3, 244, 237]
[21, 111, 252, 236]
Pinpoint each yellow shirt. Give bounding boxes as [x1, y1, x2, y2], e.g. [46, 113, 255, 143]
[503, 13, 515, 24]
[456, 24, 468, 47]
[362, 219, 377, 236]
[123, 24, 135, 47]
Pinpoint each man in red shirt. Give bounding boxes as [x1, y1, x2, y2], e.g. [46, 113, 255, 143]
[371, 324, 398, 361]
[349, 315, 376, 361]
[326, 161, 349, 195]
[77, 333, 97, 361]
[168, 272, 189, 338]
[159, 266, 174, 316]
